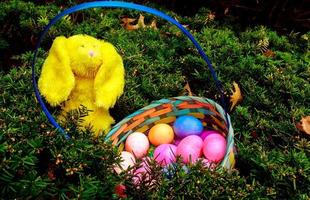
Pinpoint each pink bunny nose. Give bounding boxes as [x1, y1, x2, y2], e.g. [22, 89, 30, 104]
[89, 50, 95, 57]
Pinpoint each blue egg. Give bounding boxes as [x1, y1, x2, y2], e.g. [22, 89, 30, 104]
[173, 115, 203, 138]
[162, 163, 189, 179]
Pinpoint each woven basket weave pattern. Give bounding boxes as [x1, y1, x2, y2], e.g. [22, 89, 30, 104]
[106, 96, 235, 170]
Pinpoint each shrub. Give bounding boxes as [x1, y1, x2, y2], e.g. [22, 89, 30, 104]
[1, 1, 309, 199]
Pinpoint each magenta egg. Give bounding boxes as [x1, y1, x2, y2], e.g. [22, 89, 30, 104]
[176, 135, 203, 163]
[132, 157, 155, 186]
[134, 157, 150, 177]
[154, 144, 177, 166]
[200, 130, 221, 140]
[203, 133, 227, 163]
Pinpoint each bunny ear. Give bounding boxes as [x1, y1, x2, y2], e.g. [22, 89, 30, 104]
[94, 42, 125, 110]
[38, 36, 75, 106]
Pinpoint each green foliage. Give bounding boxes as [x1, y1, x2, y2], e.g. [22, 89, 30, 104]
[1, 0, 310, 199]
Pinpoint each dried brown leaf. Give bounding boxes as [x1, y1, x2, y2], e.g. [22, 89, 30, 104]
[121, 17, 136, 24]
[263, 49, 276, 57]
[181, 82, 194, 96]
[137, 14, 146, 28]
[224, 8, 229, 15]
[296, 116, 310, 135]
[121, 14, 158, 31]
[121, 17, 138, 30]
[149, 20, 158, 29]
[230, 81, 243, 111]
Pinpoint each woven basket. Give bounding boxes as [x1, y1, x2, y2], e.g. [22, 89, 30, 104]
[105, 96, 235, 170]
[31, 1, 235, 170]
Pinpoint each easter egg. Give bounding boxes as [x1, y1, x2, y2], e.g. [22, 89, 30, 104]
[133, 157, 152, 185]
[203, 133, 227, 163]
[200, 130, 221, 140]
[114, 151, 136, 174]
[148, 124, 174, 146]
[173, 116, 203, 138]
[154, 144, 177, 166]
[176, 135, 203, 163]
[162, 163, 189, 179]
[125, 132, 149, 158]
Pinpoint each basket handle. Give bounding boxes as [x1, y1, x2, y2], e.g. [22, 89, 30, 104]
[32, 1, 227, 140]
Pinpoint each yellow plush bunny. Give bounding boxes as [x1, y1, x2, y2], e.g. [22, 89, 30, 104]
[38, 34, 125, 136]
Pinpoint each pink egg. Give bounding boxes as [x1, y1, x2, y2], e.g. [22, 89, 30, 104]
[200, 130, 221, 140]
[125, 132, 149, 158]
[132, 157, 155, 185]
[154, 144, 177, 166]
[203, 133, 227, 163]
[114, 151, 136, 174]
[176, 135, 203, 163]
[133, 157, 150, 183]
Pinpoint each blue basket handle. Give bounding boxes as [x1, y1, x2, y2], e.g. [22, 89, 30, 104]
[32, 1, 228, 140]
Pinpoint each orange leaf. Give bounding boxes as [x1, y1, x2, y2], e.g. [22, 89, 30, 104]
[296, 116, 310, 135]
[230, 81, 243, 111]
[263, 49, 276, 57]
[121, 17, 136, 24]
[121, 14, 158, 31]
[121, 17, 136, 30]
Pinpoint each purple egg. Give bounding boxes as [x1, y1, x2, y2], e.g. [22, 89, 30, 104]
[176, 135, 203, 163]
[200, 130, 221, 140]
[173, 116, 203, 138]
[154, 144, 177, 166]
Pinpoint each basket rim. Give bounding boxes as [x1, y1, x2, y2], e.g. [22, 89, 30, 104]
[105, 96, 235, 170]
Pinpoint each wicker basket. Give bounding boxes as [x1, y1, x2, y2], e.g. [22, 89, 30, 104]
[105, 96, 235, 170]
[32, 1, 235, 169]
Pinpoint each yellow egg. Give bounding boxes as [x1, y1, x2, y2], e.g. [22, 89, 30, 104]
[148, 124, 174, 146]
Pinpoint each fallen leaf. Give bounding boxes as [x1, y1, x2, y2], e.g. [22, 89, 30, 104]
[149, 20, 157, 29]
[263, 49, 276, 57]
[121, 17, 136, 24]
[296, 116, 310, 135]
[230, 81, 243, 111]
[121, 14, 157, 31]
[207, 12, 216, 21]
[121, 16, 139, 30]
[224, 8, 229, 15]
[137, 14, 146, 28]
[181, 82, 194, 96]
